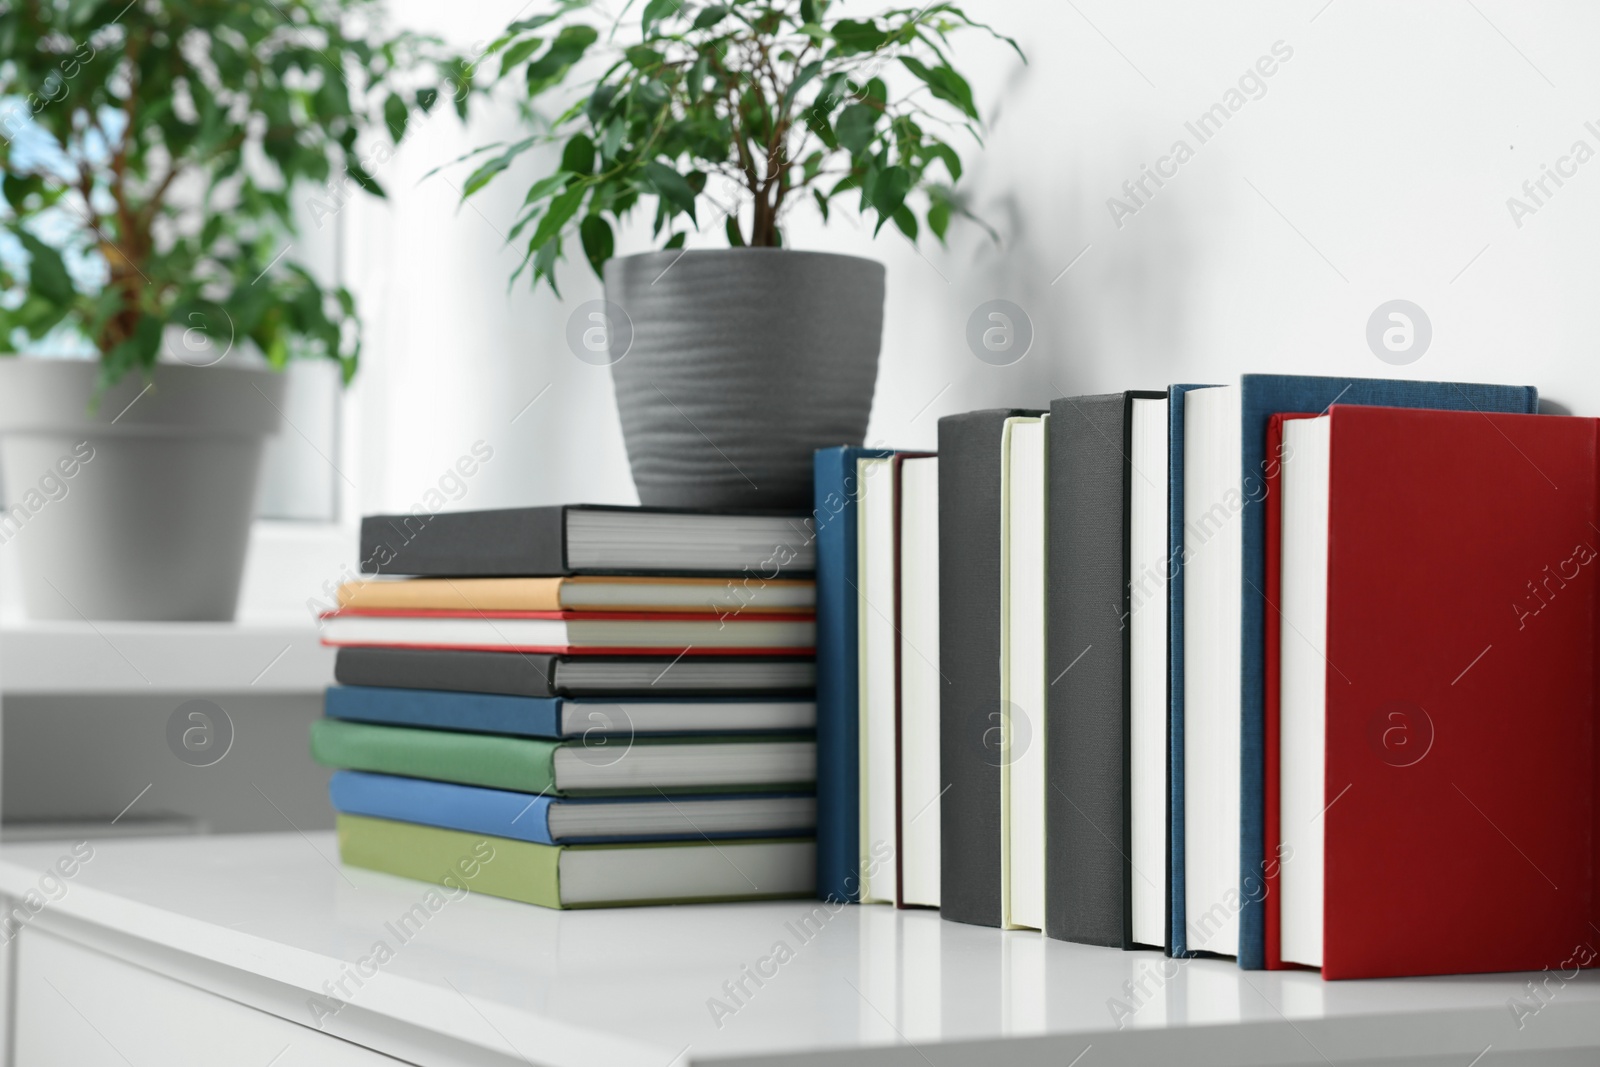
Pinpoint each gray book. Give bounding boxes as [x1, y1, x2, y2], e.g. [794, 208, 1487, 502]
[1047, 392, 1167, 949]
[938, 408, 1044, 927]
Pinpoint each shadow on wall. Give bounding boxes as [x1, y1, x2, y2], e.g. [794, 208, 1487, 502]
[960, 151, 1202, 406]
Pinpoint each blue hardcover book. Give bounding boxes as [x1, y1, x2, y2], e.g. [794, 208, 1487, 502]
[1166, 383, 1218, 958]
[814, 446, 895, 902]
[324, 686, 816, 739]
[1230, 375, 1539, 969]
[327, 770, 817, 845]
[327, 685, 563, 737]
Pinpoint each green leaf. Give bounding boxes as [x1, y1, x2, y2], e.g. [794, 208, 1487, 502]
[725, 215, 745, 246]
[561, 133, 596, 175]
[831, 18, 887, 54]
[928, 199, 950, 241]
[782, 60, 825, 112]
[345, 157, 386, 198]
[533, 237, 562, 296]
[498, 35, 545, 75]
[503, 13, 564, 35]
[384, 92, 408, 142]
[4, 174, 42, 208]
[416, 87, 439, 114]
[891, 204, 917, 240]
[579, 214, 614, 277]
[835, 104, 878, 155]
[625, 45, 665, 71]
[18, 233, 74, 306]
[812, 187, 830, 222]
[900, 57, 978, 120]
[529, 183, 586, 251]
[522, 173, 570, 207]
[641, 0, 680, 37]
[926, 141, 962, 182]
[867, 165, 912, 233]
[664, 231, 688, 249]
[462, 136, 538, 197]
[526, 25, 599, 98]
[799, 0, 818, 22]
[644, 161, 699, 222]
[692, 5, 730, 29]
[102, 314, 163, 387]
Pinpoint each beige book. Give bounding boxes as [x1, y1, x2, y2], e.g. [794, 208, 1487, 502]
[336, 576, 815, 614]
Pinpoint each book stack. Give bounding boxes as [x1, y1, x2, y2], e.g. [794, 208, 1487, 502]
[310, 505, 823, 909]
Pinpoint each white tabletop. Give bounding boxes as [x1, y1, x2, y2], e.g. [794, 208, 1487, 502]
[2, 832, 1597, 1066]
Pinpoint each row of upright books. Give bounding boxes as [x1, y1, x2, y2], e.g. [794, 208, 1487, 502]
[824, 373, 1600, 980]
[310, 506, 823, 907]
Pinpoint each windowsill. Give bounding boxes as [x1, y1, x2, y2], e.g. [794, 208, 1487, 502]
[0, 617, 334, 695]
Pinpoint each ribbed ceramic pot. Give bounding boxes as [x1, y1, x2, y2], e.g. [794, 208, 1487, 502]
[0, 359, 284, 621]
[603, 249, 885, 509]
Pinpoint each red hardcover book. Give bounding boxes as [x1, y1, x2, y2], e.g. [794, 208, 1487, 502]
[1261, 412, 1317, 971]
[1274, 405, 1599, 979]
[318, 609, 815, 656]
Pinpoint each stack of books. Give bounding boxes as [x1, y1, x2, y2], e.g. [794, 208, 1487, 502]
[310, 504, 823, 909]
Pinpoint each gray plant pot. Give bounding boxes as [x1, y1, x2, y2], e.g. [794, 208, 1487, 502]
[0, 359, 285, 621]
[603, 249, 885, 509]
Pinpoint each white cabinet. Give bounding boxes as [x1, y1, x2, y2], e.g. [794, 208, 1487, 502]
[14, 927, 406, 1067]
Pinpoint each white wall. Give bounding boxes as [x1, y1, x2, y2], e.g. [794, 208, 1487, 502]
[349, 0, 1600, 517]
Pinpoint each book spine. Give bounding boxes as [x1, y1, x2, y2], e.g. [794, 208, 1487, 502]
[310, 719, 561, 795]
[324, 686, 564, 739]
[1046, 394, 1133, 947]
[333, 648, 562, 698]
[1166, 383, 1217, 958]
[939, 410, 1041, 927]
[328, 771, 562, 846]
[337, 814, 565, 909]
[358, 508, 567, 577]
[814, 448, 870, 902]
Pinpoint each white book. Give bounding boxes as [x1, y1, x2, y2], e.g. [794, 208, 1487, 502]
[320, 613, 814, 652]
[1182, 385, 1243, 956]
[898, 456, 942, 908]
[1001, 416, 1047, 931]
[857, 455, 898, 904]
[1129, 396, 1170, 948]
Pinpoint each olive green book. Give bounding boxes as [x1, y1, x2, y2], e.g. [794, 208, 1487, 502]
[336, 814, 816, 908]
[310, 719, 815, 796]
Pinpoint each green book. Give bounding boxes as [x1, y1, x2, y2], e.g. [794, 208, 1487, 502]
[337, 814, 816, 908]
[310, 719, 815, 795]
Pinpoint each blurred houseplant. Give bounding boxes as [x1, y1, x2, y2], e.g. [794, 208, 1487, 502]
[464, 0, 1018, 508]
[0, 0, 469, 619]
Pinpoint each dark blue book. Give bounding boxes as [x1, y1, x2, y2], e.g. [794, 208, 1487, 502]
[814, 445, 896, 902]
[327, 770, 817, 845]
[1220, 375, 1537, 969]
[1165, 383, 1217, 958]
[324, 685, 815, 739]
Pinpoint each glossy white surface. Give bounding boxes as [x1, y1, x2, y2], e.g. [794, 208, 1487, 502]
[0, 619, 335, 693]
[2, 832, 1598, 1066]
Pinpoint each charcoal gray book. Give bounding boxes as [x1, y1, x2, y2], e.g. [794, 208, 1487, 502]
[1046, 392, 1166, 950]
[939, 408, 1044, 928]
[359, 505, 815, 577]
[333, 648, 816, 698]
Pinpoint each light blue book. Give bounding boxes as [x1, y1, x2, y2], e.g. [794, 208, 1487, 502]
[327, 770, 816, 845]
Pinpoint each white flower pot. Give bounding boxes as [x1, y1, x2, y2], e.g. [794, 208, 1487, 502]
[0, 359, 285, 621]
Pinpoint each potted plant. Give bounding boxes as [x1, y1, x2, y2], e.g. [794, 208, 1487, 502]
[463, 0, 1018, 508]
[0, 0, 469, 620]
